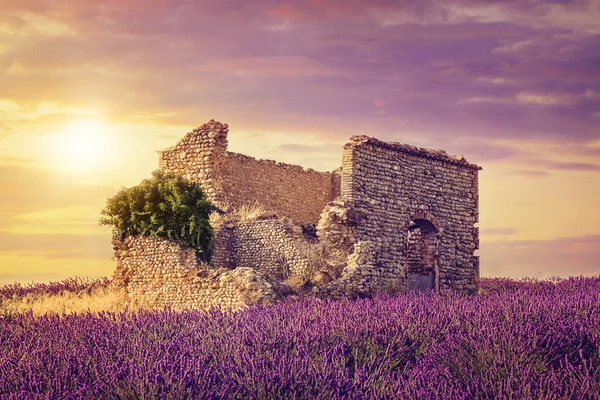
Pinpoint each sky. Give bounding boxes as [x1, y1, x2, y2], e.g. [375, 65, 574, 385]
[1, 0, 599, 284]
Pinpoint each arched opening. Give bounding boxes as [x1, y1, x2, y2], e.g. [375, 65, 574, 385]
[406, 218, 438, 293]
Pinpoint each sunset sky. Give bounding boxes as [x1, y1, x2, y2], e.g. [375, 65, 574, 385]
[1, 0, 599, 283]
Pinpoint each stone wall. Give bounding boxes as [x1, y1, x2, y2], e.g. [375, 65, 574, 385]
[211, 226, 235, 269]
[220, 153, 338, 224]
[315, 241, 405, 300]
[339, 135, 481, 293]
[111, 235, 291, 311]
[158, 120, 229, 204]
[212, 219, 314, 281]
[315, 201, 360, 278]
[158, 120, 340, 224]
[119, 121, 483, 309]
[332, 167, 343, 200]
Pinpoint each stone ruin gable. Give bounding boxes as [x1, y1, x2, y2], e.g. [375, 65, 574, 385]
[157, 119, 341, 225]
[157, 120, 229, 204]
[111, 235, 292, 311]
[335, 135, 482, 294]
[211, 218, 314, 281]
[134, 120, 483, 304]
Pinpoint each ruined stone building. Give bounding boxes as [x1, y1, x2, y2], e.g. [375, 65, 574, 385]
[112, 120, 482, 310]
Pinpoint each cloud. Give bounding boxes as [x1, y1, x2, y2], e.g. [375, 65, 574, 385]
[547, 143, 600, 158]
[0, 156, 34, 165]
[517, 158, 600, 171]
[0, 164, 116, 228]
[480, 227, 518, 236]
[434, 141, 521, 163]
[0, 0, 597, 148]
[197, 56, 337, 77]
[156, 134, 180, 140]
[0, 273, 75, 285]
[480, 233, 600, 278]
[0, 231, 112, 260]
[275, 143, 343, 154]
[508, 170, 551, 177]
[262, 0, 600, 29]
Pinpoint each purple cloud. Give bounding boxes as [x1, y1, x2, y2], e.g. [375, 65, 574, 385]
[0, 0, 598, 167]
[480, 233, 600, 278]
[517, 158, 600, 171]
[509, 170, 551, 177]
[0, 1, 600, 142]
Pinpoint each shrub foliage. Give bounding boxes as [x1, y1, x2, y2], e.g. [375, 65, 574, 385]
[99, 170, 215, 260]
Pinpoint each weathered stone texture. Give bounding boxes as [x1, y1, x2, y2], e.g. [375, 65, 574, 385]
[113, 120, 482, 310]
[221, 153, 338, 224]
[338, 135, 481, 293]
[315, 201, 359, 277]
[158, 120, 229, 204]
[158, 119, 340, 224]
[315, 240, 404, 299]
[211, 226, 235, 269]
[112, 235, 290, 311]
[212, 219, 313, 280]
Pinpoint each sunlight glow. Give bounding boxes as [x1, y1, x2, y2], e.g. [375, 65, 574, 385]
[55, 119, 113, 173]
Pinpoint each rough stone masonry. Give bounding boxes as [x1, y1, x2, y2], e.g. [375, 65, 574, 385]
[111, 119, 482, 310]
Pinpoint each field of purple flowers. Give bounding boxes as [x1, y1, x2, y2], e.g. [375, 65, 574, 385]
[1, 276, 599, 399]
[0, 277, 112, 300]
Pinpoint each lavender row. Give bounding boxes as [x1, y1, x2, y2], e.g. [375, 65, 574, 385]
[0, 277, 112, 301]
[1, 276, 599, 399]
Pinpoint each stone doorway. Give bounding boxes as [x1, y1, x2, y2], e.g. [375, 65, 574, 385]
[405, 218, 439, 293]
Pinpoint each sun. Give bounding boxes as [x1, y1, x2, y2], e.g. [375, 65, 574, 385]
[56, 119, 112, 172]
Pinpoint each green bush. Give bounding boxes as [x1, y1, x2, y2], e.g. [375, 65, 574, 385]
[99, 170, 216, 261]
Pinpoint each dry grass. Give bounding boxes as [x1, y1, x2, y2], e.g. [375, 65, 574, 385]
[298, 242, 325, 281]
[322, 248, 350, 277]
[209, 201, 268, 229]
[236, 202, 267, 223]
[0, 285, 139, 317]
[209, 212, 226, 229]
[281, 240, 351, 289]
[209, 200, 233, 229]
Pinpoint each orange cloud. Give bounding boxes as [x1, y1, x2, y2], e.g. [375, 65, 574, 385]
[269, 3, 307, 19]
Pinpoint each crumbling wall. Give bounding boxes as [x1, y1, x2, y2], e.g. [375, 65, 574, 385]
[339, 136, 481, 293]
[211, 227, 235, 269]
[158, 120, 229, 204]
[111, 235, 290, 311]
[212, 219, 315, 281]
[158, 120, 340, 224]
[141, 121, 483, 304]
[220, 154, 338, 224]
[315, 241, 404, 299]
[331, 168, 343, 200]
[315, 201, 360, 278]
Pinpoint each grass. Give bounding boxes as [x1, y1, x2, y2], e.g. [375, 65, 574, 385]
[209, 201, 268, 229]
[0, 278, 162, 317]
[0, 285, 129, 317]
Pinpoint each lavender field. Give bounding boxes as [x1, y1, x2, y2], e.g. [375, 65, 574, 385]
[1, 277, 599, 399]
